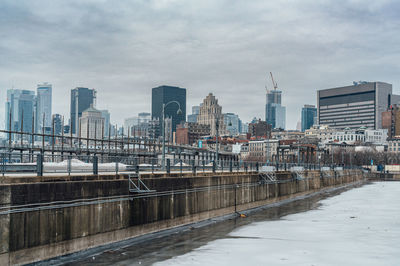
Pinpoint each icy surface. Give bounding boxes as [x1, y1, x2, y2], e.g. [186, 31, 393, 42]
[156, 183, 400, 266]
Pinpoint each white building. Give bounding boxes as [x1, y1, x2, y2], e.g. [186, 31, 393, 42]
[248, 139, 279, 161]
[79, 105, 104, 142]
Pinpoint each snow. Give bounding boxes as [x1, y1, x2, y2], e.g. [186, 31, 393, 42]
[155, 182, 400, 266]
[43, 159, 127, 171]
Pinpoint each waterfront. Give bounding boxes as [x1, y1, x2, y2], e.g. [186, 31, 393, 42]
[51, 181, 400, 266]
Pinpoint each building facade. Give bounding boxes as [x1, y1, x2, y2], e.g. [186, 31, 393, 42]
[248, 119, 271, 138]
[79, 105, 104, 142]
[301, 104, 317, 132]
[382, 105, 400, 139]
[151, 85, 186, 133]
[5, 89, 36, 140]
[265, 89, 286, 129]
[176, 122, 211, 145]
[187, 105, 200, 123]
[223, 112, 242, 136]
[197, 93, 227, 136]
[317, 81, 397, 130]
[36, 83, 52, 133]
[52, 114, 63, 136]
[70, 87, 96, 135]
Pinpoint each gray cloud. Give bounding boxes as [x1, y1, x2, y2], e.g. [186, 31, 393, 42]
[1, 0, 400, 129]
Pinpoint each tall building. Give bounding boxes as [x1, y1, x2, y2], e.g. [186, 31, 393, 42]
[301, 104, 317, 132]
[52, 114, 63, 135]
[223, 112, 242, 136]
[197, 93, 227, 136]
[79, 105, 104, 142]
[317, 81, 397, 129]
[99, 110, 110, 137]
[70, 87, 96, 135]
[151, 85, 186, 133]
[265, 89, 286, 129]
[5, 89, 36, 139]
[188, 105, 201, 123]
[36, 83, 52, 133]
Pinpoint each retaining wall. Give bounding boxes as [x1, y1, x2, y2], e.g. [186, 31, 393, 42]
[0, 170, 364, 265]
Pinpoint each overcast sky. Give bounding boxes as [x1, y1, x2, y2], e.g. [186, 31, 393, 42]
[1, 0, 400, 129]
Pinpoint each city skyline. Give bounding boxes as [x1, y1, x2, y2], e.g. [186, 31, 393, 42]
[1, 1, 400, 129]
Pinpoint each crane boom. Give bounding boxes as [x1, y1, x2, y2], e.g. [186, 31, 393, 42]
[270, 72, 278, 90]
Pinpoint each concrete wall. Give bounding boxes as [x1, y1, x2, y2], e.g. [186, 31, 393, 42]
[0, 170, 364, 265]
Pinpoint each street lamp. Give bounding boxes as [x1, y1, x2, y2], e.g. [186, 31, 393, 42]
[162, 101, 182, 169]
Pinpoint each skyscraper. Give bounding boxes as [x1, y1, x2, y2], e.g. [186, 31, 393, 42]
[197, 93, 227, 136]
[36, 83, 52, 133]
[70, 87, 96, 135]
[265, 89, 286, 129]
[52, 114, 63, 136]
[188, 105, 200, 123]
[5, 89, 36, 139]
[99, 110, 110, 137]
[151, 85, 186, 133]
[301, 104, 317, 132]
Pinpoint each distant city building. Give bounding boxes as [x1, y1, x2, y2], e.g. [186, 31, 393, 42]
[248, 119, 271, 138]
[223, 113, 242, 136]
[271, 129, 304, 140]
[301, 104, 317, 132]
[124, 112, 151, 136]
[52, 114, 63, 135]
[176, 122, 211, 145]
[187, 105, 201, 123]
[79, 105, 104, 142]
[197, 93, 227, 136]
[382, 105, 400, 139]
[241, 122, 249, 134]
[5, 89, 36, 140]
[151, 85, 186, 133]
[63, 125, 70, 135]
[317, 81, 399, 130]
[99, 110, 110, 137]
[388, 139, 400, 153]
[36, 83, 52, 133]
[248, 139, 279, 162]
[265, 89, 286, 129]
[70, 87, 96, 135]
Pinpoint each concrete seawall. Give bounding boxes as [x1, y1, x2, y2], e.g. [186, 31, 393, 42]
[0, 170, 365, 265]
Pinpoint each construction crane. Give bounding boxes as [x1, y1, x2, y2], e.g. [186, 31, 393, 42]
[270, 72, 278, 90]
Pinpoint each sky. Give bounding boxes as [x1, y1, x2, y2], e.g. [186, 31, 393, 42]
[1, 0, 400, 129]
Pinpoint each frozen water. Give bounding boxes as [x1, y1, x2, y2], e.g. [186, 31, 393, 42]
[155, 182, 400, 266]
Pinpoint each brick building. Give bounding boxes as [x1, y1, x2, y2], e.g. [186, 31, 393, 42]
[176, 122, 210, 145]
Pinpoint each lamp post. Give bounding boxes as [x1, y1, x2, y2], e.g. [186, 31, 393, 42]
[162, 101, 182, 169]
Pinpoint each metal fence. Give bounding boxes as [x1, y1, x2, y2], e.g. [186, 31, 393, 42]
[0, 151, 364, 177]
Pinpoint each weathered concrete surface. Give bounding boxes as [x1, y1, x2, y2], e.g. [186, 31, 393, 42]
[0, 170, 364, 265]
[366, 172, 400, 181]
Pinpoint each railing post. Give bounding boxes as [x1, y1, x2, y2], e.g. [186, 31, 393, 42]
[212, 160, 216, 173]
[256, 162, 259, 172]
[192, 160, 196, 175]
[203, 160, 205, 173]
[67, 155, 72, 176]
[229, 160, 233, 172]
[2, 152, 5, 176]
[115, 161, 119, 175]
[36, 154, 43, 177]
[93, 155, 98, 175]
[166, 158, 170, 174]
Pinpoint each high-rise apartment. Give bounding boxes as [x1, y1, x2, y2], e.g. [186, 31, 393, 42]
[70, 87, 96, 134]
[151, 85, 186, 133]
[317, 81, 398, 129]
[36, 83, 52, 133]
